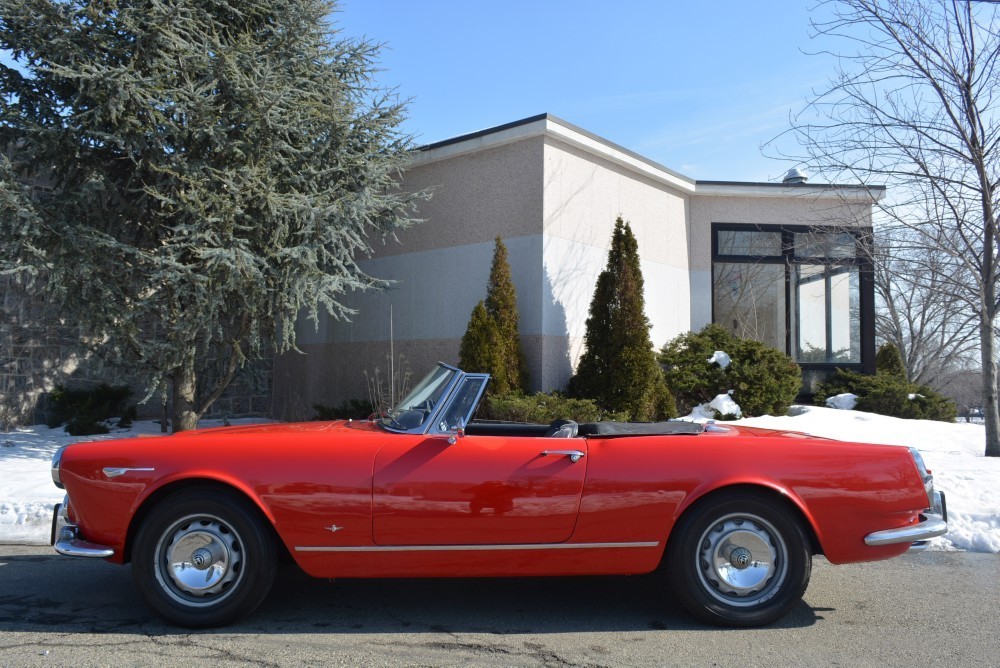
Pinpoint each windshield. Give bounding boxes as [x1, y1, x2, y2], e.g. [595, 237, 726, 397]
[380, 364, 457, 432]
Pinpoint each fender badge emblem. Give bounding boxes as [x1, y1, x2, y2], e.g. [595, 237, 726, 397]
[102, 467, 154, 479]
[326, 525, 343, 533]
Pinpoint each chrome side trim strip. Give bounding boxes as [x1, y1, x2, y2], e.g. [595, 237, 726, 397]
[295, 541, 659, 553]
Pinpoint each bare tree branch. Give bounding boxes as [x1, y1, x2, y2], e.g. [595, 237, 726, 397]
[767, 0, 1000, 455]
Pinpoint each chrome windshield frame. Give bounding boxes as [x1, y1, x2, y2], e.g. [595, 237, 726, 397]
[379, 363, 488, 436]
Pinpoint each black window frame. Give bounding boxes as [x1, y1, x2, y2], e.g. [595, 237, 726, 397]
[710, 223, 876, 381]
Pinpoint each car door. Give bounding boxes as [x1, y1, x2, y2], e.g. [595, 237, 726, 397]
[372, 433, 588, 546]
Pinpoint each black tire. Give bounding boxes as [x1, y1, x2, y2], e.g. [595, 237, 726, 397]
[666, 491, 812, 627]
[131, 488, 277, 628]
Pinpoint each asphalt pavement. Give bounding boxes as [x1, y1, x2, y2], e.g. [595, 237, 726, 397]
[0, 546, 997, 667]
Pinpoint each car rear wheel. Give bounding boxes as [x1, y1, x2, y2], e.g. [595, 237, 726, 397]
[132, 488, 277, 628]
[666, 491, 811, 627]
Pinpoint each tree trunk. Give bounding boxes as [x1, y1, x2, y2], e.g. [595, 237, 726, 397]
[979, 316, 1000, 457]
[171, 358, 201, 433]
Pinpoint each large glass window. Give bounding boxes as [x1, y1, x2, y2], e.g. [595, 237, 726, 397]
[716, 230, 783, 257]
[791, 265, 860, 363]
[713, 262, 786, 352]
[712, 225, 872, 377]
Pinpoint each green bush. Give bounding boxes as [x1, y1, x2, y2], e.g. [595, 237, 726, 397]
[659, 324, 735, 409]
[729, 339, 802, 416]
[47, 383, 133, 435]
[660, 324, 801, 418]
[117, 405, 138, 429]
[479, 391, 630, 423]
[815, 368, 955, 422]
[875, 342, 907, 379]
[313, 399, 373, 420]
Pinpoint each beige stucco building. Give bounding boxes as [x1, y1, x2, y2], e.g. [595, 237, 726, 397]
[273, 114, 881, 418]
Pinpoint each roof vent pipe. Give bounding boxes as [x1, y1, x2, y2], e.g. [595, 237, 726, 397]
[783, 167, 808, 184]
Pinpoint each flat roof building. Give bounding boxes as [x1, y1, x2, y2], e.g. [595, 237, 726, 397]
[273, 114, 882, 417]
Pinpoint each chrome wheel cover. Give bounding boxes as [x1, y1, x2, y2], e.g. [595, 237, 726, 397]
[695, 512, 788, 607]
[153, 514, 244, 607]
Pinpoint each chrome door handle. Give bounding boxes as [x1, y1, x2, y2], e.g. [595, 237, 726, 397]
[540, 450, 586, 463]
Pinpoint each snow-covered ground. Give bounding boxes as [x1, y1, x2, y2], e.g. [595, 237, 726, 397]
[0, 418, 267, 545]
[1, 409, 997, 552]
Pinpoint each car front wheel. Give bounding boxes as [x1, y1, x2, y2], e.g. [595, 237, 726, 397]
[666, 492, 812, 627]
[132, 488, 277, 628]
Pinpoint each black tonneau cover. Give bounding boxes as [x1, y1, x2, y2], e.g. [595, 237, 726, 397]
[578, 421, 704, 436]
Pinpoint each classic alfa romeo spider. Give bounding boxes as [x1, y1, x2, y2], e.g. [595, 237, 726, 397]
[51, 363, 947, 628]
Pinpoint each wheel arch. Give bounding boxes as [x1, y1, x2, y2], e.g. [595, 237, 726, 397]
[663, 484, 823, 566]
[124, 478, 288, 564]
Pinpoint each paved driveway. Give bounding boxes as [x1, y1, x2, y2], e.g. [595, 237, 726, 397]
[1, 546, 997, 666]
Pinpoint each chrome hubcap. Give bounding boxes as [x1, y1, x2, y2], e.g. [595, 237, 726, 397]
[696, 512, 788, 607]
[155, 514, 243, 606]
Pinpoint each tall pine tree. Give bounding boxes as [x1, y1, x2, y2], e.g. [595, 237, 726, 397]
[458, 237, 527, 394]
[458, 301, 502, 383]
[569, 217, 670, 420]
[0, 0, 423, 430]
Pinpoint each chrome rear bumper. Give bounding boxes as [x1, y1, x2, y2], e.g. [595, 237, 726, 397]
[51, 499, 115, 559]
[864, 491, 948, 549]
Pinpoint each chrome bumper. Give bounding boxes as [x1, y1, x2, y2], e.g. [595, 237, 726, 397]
[864, 491, 948, 549]
[51, 498, 115, 559]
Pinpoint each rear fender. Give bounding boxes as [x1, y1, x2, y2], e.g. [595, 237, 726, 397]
[671, 480, 824, 556]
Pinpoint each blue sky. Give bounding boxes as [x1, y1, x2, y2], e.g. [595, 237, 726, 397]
[338, 1, 842, 182]
[1, 1, 842, 183]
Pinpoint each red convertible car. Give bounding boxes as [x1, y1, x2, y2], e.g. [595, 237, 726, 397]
[51, 363, 947, 628]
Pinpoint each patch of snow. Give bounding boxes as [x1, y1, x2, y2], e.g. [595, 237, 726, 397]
[680, 392, 743, 421]
[826, 393, 858, 410]
[683, 404, 717, 421]
[708, 392, 742, 419]
[707, 350, 731, 369]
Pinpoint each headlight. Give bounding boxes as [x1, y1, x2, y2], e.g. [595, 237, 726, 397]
[908, 447, 934, 507]
[51, 445, 68, 489]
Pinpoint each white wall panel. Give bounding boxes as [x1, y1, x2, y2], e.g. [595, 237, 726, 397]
[298, 236, 543, 345]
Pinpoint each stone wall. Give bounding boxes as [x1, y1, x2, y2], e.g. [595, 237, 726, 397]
[0, 275, 272, 429]
[1, 274, 89, 428]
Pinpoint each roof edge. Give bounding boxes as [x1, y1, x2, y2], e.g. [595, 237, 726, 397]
[417, 113, 551, 153]
[413, 115, 885, 200]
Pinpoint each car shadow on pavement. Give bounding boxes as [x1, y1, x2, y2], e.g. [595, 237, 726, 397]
[0, 552, 819, 635]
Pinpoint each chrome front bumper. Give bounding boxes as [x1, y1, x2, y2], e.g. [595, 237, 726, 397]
[51, 498, 115, 559]
[864, 491, 948, 549]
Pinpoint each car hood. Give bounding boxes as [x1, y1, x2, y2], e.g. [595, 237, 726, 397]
[186, 420, 352, 437]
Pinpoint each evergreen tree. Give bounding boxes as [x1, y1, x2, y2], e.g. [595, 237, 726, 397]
[0, 0, 423, 431]
[458, 238, 527, 395]
[458, 301, 502, 382]
[875, 343, 907, 380]
[484, 237, 528, 393]
[569, 217, 669, 420]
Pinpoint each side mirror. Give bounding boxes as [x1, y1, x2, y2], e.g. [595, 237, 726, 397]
[446, 417, 466, 444]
